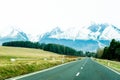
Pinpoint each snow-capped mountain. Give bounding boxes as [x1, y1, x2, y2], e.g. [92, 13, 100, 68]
[47, 24, 120, 40]
[39, 27, 63, 41]
[1, 23, 120, 51]
[0, 27, 29, 44]
[50, 27, 90, 40]
[39, 23, 120, 51]
[27, 34, 40, 42]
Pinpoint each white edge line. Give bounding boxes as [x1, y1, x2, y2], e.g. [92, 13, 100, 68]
[92, 59, 120, 75]
[76, 72, 80, 76]
[5, 60, 78, 80]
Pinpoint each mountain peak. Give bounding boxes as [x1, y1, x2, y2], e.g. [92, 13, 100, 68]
[39, 23, 120, 41]
[88, 23, 109, 33]
[50, 27, 63, 35]
[1, 23, 120, 51]
[0, 26, 29, 45]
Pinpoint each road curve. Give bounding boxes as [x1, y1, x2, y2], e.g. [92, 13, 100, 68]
[8, 58, 120, 80]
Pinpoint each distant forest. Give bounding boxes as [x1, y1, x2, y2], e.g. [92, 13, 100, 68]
[2, 41, 92, 57]
[3, 39, 120, 61]
[97, 39, 120, 61]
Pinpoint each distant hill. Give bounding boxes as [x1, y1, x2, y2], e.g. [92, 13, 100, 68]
[0, 46, 61, 58]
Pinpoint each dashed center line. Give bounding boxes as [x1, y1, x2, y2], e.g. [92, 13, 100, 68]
[82, 59, 88, 67]
[76, 72, 80, 76]
[74, 59, 88, 78]
[81, 67, 83, 69]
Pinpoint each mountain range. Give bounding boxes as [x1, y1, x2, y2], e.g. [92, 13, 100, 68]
[0, 27, 29, 45]
[1, 23, 120, 51]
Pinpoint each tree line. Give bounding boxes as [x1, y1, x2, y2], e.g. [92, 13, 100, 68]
[97, 39, 120, 61]
[2, 41, 85, 56]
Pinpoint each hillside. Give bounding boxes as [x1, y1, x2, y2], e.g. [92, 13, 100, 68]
[0, 46, 77, 80]
[0, 46, 61, 58]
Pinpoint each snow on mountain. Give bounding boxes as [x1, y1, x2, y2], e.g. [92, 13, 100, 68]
[0, 27, 29, 44]
[47, 23, 120, 41]
[1, 23, 119, 43]
[49, 27, 63, 35]
[39, 27, 63, 40]
[27, 34, 40, 42]
[1, 23, 120, 51]
[0, 27, 17, 37]
[100, 25, 120, 40]
[50, 27, 90, 40]
[0, 27, 26, 38]
[38, 23, 120, 51]
[87, 24, 108, 40]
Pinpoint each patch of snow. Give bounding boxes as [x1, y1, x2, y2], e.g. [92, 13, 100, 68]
[100, 25, 120, 40]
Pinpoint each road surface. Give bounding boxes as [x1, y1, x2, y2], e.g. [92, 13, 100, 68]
[8, 58, 120, 80]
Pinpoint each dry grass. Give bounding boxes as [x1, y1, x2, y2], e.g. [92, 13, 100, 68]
[0, 46, 61, 58]
[0, 46, 77, 80]
[94, 58, 120, 72]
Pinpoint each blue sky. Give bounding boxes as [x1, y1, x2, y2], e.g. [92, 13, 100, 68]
[0, 0, 120, 35]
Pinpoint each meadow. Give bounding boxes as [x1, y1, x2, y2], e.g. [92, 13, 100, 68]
[0, 46, 77, 80]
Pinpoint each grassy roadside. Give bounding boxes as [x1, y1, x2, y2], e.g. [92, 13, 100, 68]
[0, 46, 78, 80]
[94, 58, 120, 73]
[0, 60, 61, 80]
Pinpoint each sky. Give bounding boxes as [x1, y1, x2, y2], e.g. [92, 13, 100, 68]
[0, 0, 120, 35]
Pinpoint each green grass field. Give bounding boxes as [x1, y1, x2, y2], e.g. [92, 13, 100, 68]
[94, 58, 120, 73]
[0, 46, 78, 80]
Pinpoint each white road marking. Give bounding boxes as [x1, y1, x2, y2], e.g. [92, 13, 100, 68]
[82, 58, 88, 67]
[81, 67, 83, 69]
[93, 60, 120, 75]
[76, 72, 80, 76]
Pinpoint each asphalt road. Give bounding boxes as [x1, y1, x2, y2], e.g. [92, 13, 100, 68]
[9, 58, 120, 80]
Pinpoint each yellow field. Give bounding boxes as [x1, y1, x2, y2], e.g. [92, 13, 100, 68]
[0, 46, 77, 80]
[0, 46, 62, 58]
